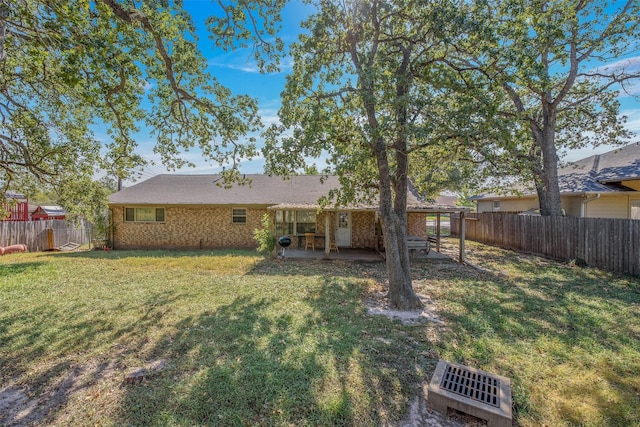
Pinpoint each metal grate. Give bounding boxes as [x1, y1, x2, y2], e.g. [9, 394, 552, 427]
[440, 364, 500, 407]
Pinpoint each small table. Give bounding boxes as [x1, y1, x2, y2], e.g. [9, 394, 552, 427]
[297, 234, 325, 249]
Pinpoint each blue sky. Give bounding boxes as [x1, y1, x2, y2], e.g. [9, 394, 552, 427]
[110, 1, 640, 185]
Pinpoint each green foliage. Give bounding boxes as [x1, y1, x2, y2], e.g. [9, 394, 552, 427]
[446, 0, 640, 214]
[253, 213, 277, 255]
[0, 0, 284, 217]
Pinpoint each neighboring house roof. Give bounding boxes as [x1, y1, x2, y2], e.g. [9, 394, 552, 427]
[33, 206, 66, 216]
[474, 142, 640, 199]
[109, 174, 466, 212]
[434, 194, 459, 206]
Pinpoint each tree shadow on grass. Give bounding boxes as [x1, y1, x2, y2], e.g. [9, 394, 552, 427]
[0, 261, 45, 278]
[1, 289, 181, 378]
[418, 253, 640, 425]
[0, 290, 181, 426]
[246, 256, 391, 282]
[114, 280, 432, 426]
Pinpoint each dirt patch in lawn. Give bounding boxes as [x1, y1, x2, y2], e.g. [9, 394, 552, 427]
[365, 291, 444, 325]
[0, 358, 168, 426]
[0, 360, 121, 426]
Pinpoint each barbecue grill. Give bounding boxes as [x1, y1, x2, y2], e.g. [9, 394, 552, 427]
[278, 236, 292, 258]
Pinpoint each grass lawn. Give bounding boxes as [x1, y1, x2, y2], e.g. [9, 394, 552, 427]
[1, 242, 639, 426]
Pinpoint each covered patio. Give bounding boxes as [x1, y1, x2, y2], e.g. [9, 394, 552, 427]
[270, 203, 470, 263]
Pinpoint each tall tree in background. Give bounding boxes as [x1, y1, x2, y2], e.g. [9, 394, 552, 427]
[451, 0, 640, 215]
[264, 0, 471, 309]
[0, 0, 284, 220]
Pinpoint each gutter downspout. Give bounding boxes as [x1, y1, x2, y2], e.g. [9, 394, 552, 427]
[580, 193, 600, 217]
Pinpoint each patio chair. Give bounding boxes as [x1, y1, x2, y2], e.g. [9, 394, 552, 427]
[304, 233, 315, 250]
[328, 231, 339, 253]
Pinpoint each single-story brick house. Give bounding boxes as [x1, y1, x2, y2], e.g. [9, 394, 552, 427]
[108, 174, 463, 251]
[473, 142, 640, 218]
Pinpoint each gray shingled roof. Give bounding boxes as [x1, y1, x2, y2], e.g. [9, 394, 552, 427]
[473, 142, 640, 199]
[108, 174, 457, 211]
[560, 142, 640, 191]
[38, 206, 66, 216]
[109, 174, 339, 205]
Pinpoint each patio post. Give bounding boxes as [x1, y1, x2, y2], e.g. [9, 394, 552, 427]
[324, 213, 330, 255]
[436, 212, 441, 252]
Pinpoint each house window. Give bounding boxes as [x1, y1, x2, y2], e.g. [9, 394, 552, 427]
[232, 208, 247, 224]
[275, 210, 294, 236]
[295, 210, 316, 234]
[125, 207, 165, 222]
[493, 201, 501, 211]
[274, 210, 316, 236]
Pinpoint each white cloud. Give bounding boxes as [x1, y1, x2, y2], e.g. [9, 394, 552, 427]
[139, 80, 154, 91]
[258, 109, 282, 128]
[592, 56, 640, 74]
[208, 50, 294, 74]
[622, 108, 640, 133]
[585, 55, 640, 98]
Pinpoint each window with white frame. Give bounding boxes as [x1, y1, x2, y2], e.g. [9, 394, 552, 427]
[125, 207, 165, 222]
[232, 208, 247, 224]
[493, 200, 501, 211]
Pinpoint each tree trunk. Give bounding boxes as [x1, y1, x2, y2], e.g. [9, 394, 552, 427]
[357, 45, 422, 310]
[533, 104, 564, 216]
[379, 211, 423, 309]
[374, 137, 423, 310]
[382, 43, 422, 309]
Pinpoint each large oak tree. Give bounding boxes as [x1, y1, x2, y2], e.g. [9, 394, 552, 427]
[451, 0, 640, 215]
[0, 0, 284, 220]
[263, 0, 471, 309]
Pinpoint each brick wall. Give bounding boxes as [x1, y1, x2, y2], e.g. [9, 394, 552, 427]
[408, 212, 427, 237]
[111, 205, 427, 250]
[111, 206, 269, 250]
[351, 211, 378, 249]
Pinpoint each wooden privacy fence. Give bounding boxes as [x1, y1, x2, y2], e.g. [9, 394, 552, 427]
[0, 220, 92, 252]
[451, 213, 640, 276]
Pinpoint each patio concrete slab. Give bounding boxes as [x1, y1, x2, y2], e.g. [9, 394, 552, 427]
[281, 248, 383, 262]
[280, 248, 455, 263]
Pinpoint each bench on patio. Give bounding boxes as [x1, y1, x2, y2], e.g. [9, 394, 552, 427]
[407, 236, 431, 256]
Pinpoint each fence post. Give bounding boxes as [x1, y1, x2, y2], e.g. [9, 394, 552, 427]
[459, 211, 466, 263]
[47, 228, 54, 250]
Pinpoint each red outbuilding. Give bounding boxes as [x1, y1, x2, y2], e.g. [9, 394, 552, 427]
[31, 205, 66, 221]
[2, 191, 30, 221]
